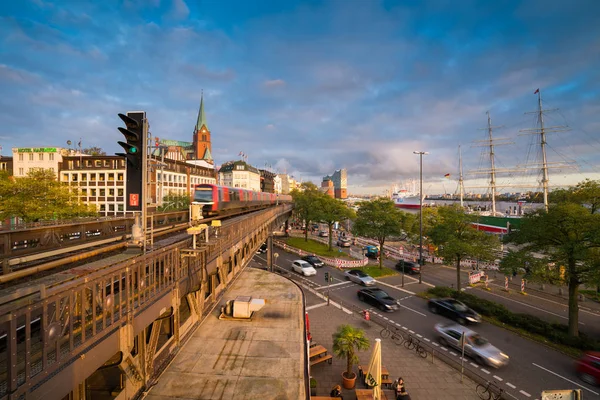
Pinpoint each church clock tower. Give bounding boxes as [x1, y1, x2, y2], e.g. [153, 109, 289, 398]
[192, 92, 213, 162]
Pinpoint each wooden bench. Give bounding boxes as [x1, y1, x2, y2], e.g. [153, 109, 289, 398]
[381, 378, 393, 388]
[310, 354, 333, 366]
[355, 389, 389, 400]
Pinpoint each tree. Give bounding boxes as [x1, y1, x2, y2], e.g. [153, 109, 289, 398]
[0, 169, 97, 222]
[332, 324, 369, 384]
[352, 198, 413, 268]
[314, 195, 355, 251]
[291, 182, 322, 242]
[157, 192, 190, 212]
[82, 147, 106, 156]
[550, 179, 600, 214]
[427, 205, 501, 290]
[502, 202, 600, 337]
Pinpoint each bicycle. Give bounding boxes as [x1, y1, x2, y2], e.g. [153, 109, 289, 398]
[476, 381, 504, 400]
[380, 325, 404, 346]
[403, 335, 427, 358]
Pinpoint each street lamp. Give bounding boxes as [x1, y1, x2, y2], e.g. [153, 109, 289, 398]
[413, 151, 429, 283]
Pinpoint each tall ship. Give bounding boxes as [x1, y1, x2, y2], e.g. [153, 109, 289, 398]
[390, 181, 423, 209]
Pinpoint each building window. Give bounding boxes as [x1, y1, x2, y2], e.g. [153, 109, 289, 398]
[81, 174, 87, 181]
[109, 189, 114, 196]
[91, 189, 97, 197]
[118, 204, 124, 212]
[49, 153, 54, 161]
[18, 167, 23, 175]
[109, 204, 115, 211]
[29, 153, 34, 161]
[118, 173, 124, 181]
[71, 173, 78, 182]
[236, 165, 243, 170]
[90, 173, 96, 181]
[38, 153, 44, 161]
[98, 173, 105, 182]
[99, 204, 106, 211]
[108, 173, 115, 181]
[62, 173, 69, 181]
[18, 154, 23, 161]
[100, 189, 105, 196]
[81, 188, 87, 196]
[118, 188, 124, 196]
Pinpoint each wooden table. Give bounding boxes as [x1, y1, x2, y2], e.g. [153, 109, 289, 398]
[359, 365, 390, 379]
[310, 345, 328, 359]
[355, 389, 388, 400]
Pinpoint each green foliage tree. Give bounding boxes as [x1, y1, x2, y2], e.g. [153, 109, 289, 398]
[332, 324, 370, 381]
[82, 146, 106, 156]
[550, 179, 600, 214]
[314, 195, 355, 251]
[352, 198, 413, 268]
[502, 202, 600, 337]
[157, 192, 190, 212]
[427, 205, 501, 290]
[291, 182, 322, 242]
[0, 169, 97, 222]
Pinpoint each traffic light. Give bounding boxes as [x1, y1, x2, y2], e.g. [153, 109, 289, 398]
[324, 272, 329, 283]
[117, 111, 146, 211]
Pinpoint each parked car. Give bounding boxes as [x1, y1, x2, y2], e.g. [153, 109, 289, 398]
[363, 245, 380, 259]
[318, 230, 329, 237]
[345, 269, 376, 286]
[256, 242, 268, 254]
[395, 260, 420, 275]
[428, 298, 481, 324]
[337, 238, 352, 247]
[576, 351, 600, 385]
[357, 288, 398, 312]
[302, 255, 324, 268]
[434, 323, 509, 368]
[291, 260, 317, 276]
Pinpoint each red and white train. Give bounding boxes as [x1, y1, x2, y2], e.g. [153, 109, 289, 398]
[192, 184, 293, 217]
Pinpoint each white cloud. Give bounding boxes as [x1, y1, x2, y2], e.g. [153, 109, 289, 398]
[264, 79, 285, 87]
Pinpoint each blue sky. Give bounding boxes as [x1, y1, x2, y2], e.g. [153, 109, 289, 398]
[1, 0, 599, 196]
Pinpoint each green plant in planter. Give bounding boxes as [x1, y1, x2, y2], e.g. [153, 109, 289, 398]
[332, 324, 370, 380]
[310, 378, 317, 388]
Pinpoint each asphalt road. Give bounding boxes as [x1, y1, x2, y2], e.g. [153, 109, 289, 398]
[251, 248, 600, 400]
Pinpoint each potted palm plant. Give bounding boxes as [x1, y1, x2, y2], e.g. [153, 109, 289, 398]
[332, 324, 370, 389]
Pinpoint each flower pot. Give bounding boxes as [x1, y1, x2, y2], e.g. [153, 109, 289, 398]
[342, 371, 356, 389]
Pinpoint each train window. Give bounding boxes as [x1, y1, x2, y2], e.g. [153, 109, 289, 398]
[193, 187, 213, 202]
[204, 274, 214, 299]
[179, 296, 191, 326]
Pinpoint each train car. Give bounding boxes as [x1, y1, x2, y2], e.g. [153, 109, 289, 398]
[192, 184, 293, 218]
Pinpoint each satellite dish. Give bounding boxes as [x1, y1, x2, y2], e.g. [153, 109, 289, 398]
[66, 140, 72, 146]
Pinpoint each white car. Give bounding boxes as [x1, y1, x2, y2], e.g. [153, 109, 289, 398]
[291, 260, 317, 276]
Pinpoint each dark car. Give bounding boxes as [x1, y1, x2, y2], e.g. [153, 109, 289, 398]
[395, 260, 420, 275]
[256, 242, 268, 254]
[302, 255, 324, 268]
[357, 288, 398, 312]
[428, 298, 481, 324]
[576, 351, 600, 385]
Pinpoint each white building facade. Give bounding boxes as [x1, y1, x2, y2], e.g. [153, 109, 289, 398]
[218, 161, 261, 191]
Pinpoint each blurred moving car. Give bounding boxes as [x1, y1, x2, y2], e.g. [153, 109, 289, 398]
[576, 351, 600, 385]
[357, 288, 398, 312]
[256, 242, 268, 254]
[318, 231, 329, 237]
[395, 260, 420, 275]
[291, 260, 317, 276]
[434, 323, 509, 368]
[337, 238, 352, 247]
[344, 269, 376, 286]
[428, 298, 481, 324]
[302, 255, 324, 268]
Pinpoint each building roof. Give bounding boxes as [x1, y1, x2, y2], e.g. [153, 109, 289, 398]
[202, 146, 213, 161]
[196, 92, 208, 132]
[219, 160, 259, 174]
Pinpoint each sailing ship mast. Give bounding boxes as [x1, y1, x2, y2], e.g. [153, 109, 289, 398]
[458, 145, 464, 208]
[520, 89, 570, 212]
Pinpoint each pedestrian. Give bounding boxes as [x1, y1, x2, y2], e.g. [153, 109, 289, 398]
[396, 386, 411, 400]
[393, 377, 405, 398]
[330, 384, 343, 399]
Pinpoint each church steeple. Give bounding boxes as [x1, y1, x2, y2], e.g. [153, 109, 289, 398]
[196, 91, 208, 132]
[192, 90, 213, 162]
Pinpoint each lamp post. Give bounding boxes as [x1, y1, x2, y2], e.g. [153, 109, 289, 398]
[413, 151, 429, 283]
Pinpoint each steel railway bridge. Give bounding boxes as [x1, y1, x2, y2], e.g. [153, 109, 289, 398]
[0, 204, 293, 400]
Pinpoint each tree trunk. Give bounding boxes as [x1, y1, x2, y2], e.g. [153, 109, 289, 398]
[456, 256, 461, 291]
[568, 275, 580, 337]
[347, 351, 353, 376]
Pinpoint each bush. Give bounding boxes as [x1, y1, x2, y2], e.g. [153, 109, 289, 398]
[426, 286, 600, 351]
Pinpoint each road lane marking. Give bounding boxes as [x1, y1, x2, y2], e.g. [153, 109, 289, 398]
[416, 333, 422, 338]
[376, 280, 416, 295]
[506, 382, 516, 389]
[470, 362, 478, 367]
[441, 347, 448, 351]
[423, 338, 430, 342]
[532, 363, 599, 395]
[480, 368, 490, 374]
[519, 390, 531, 397]
[450, 351, 457, 356]
[493, 375, 503, 381]
[306, 303, 327, 310]
[409, 330, 415, 334]
[398, 304, 427, 316]
[314, 281, 353, 290]
[432, 342, 439, 346]
[402, 326, 408, 330]
[479, 290, 585, 324]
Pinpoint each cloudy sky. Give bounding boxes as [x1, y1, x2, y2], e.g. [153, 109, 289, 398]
[1, 0, 599, 196]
